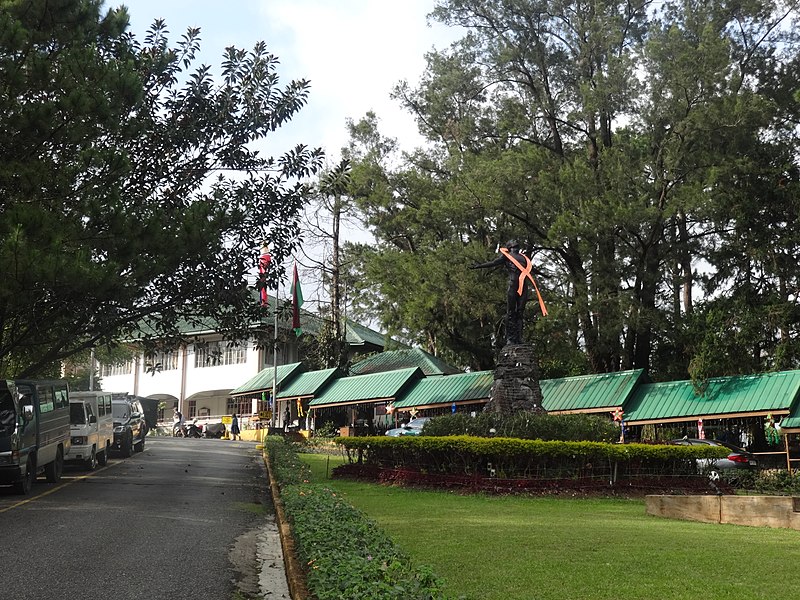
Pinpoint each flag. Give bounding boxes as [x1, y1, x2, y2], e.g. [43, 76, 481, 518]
[258, 245, 271, 307]
[292, 262, 304, 336]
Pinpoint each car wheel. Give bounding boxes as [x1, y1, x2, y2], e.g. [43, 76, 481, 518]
[97, 442, 109, 466]
[84, 446, 97, 470]
[45, 446, 64, 482]
[136, 433, 145, 452]
[13, 456, 35, 495]
[121, 433, 133, 458]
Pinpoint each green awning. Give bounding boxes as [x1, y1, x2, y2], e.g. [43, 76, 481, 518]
[624, 370, 800, 424]
[541, 369, 646, 413]
[393, 370, 493, 409]
[277, 367, 341, 400]
[230, 362, 305, 397]
[310, 367, 423, 408]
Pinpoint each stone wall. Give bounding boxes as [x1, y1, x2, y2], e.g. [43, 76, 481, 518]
[646, 495, 800, 530]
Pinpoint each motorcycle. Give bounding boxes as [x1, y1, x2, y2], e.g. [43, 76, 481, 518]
[202, 422, 226, 439]
[173, 419, 202, 438]
[184, 420, 202, 438]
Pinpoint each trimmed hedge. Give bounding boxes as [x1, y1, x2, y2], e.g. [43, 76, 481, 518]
[264, 436, 452, 600]
[335, 436, 729, 481]
[336, 435, 728, 461]
[422, 412, 618, 442]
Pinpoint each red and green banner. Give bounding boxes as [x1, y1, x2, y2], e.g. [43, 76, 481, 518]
[292, 262, 304, 336]
[258, 245, 271, 307]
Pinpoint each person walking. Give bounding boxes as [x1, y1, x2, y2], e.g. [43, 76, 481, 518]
[230, 413, 240, 441]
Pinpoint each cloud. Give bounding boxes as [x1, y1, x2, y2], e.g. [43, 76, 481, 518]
[126, 1, 461, 157]
[254, 0, 455, 156]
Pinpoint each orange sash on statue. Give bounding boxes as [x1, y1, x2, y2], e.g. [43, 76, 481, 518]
[499, 247, 548, 317]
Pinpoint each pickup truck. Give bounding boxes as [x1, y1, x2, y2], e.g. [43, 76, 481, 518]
[111, 397, 147, 457]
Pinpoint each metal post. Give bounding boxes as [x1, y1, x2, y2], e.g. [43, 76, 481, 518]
[270, 296, 278, 429]
[88, 347, 95, 391]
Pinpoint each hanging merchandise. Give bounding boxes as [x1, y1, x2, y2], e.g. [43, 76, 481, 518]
[739, 428, 750, 449]
[765, 413, 781, 446]
[697, 418, 705, 440]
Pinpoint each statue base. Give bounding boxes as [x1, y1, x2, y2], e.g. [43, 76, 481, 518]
[483, 344, 545, 414]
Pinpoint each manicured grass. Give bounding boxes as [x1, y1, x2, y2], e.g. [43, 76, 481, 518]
[300, 453, 800, 600]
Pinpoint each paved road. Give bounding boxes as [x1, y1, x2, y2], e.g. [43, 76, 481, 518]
[0, 437, 289, 600]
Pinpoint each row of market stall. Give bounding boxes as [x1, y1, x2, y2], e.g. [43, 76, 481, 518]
[229, 349, 800, 471]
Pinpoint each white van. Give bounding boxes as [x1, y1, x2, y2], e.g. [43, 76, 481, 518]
[65, 392, 114, 470]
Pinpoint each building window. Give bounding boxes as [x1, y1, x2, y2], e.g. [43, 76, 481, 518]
[195, 341, 247, 368]
[227, 396, 255, 416]
[100, 361, 134, 377]
[145, 351, 179, 372]
[187, 400, 196, 418]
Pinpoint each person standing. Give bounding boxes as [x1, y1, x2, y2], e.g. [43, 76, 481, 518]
[230, 413, 240, 441]
[173, 407, 185, 436]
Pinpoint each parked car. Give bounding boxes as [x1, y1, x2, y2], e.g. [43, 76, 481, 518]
[385, 417, 431, 437]
[111, 397, 147, 457]
[66, 392, 114, 470]
[669, 438, 758, 471]
[0, 379, 71, 494]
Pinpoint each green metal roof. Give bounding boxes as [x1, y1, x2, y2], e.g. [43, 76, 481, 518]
[780, 416, 800, 429]
[624, 370, 800, 424]
[277, 367, 341, 400]
[230, 362, 305, 397]
[349, 348, 461, 376]
[310, 367, 423, 407]
[393, 370, 494, 409]
[541, 369, 646, 413]
[344, 320, 389, 349]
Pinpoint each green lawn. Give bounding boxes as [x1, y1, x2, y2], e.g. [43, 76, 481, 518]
[300, 453, 800, 600]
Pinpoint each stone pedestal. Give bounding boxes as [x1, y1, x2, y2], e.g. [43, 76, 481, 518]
[484, 344, 545, 414]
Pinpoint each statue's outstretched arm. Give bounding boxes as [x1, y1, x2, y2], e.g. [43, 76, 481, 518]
[471, 255, 506, 270]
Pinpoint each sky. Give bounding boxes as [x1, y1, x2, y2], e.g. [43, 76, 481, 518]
[121, 1, 465, 309]
[123, 0, 462, 162]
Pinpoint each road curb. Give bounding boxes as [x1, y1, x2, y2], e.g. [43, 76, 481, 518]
[263, 452, 311, 600]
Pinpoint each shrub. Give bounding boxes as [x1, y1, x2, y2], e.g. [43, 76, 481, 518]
[725, 468, 800, 495]
[335, 435, 728, 482]
[264, 436, 452, 600]
[422, 412, 618, 442]
[314, 421, 340, 438]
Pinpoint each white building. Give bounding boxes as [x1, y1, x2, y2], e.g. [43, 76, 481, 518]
[98, 316, 386, 422]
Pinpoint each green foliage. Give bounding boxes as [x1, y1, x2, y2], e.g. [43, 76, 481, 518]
[728, 469, 800, 495]
[422, 412, 618, 442]
[0, 0, 322, 377]
[313, 421, 340, 439]
[335, 435, 727, 480]
[341, 0, 800, 378]
[264, 437, 450, 600]
[338, 436, 726, 461]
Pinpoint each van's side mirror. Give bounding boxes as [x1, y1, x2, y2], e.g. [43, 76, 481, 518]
[22, 404, 34, 421]
[89, 415, 97, 424]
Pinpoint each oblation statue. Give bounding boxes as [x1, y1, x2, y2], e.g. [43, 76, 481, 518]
[472, 240, 548, 414]
[471, 240, 545, 345]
